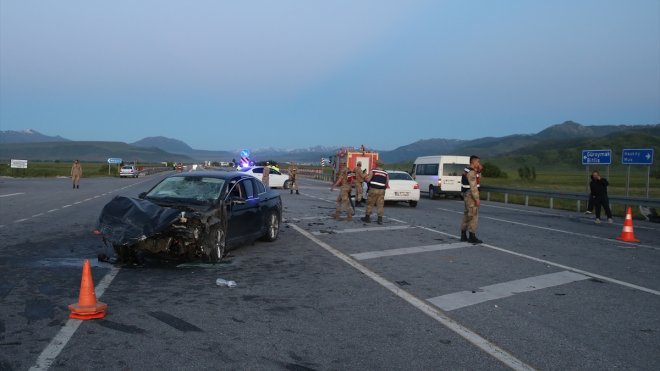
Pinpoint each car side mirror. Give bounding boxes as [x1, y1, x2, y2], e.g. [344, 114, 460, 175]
[138, 192, 147, 199]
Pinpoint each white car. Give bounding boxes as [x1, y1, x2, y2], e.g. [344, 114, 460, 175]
[240, 166, 290, 189]
[384, 170, 420, 207]
[119, 165, 139, 178]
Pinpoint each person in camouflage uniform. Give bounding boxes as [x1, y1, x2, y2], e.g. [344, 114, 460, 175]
[361, 161, 388, 225]
[288, 162, 299, 195]
[262, 162, 270, 187]
[353, 161, 365, 206]
[331, 166, 352, 221]
[460, 155, 482, 244]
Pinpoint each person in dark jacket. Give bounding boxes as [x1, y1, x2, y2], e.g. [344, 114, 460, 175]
[590, 170, 612, 224]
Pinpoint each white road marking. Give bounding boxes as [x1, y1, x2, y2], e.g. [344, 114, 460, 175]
[73, 201, 82, 205]
[387, 217, 408, 224]
[30, 266, 120, 371]
[0, 192, 25, 198]
[311, 225, 411, 235]
[15, 218, 28, 223]
[62, 205, 71, 208]
[437, 207, 660, 251]
[84, 198, 93, 202]
[352, 242, 472, 261]
[289, 223, 535, 371]
[416, 226, 660, 297]
[47, 209, 58, 213]
[428, 271, 589, 311]
[32, 213, 44, 218]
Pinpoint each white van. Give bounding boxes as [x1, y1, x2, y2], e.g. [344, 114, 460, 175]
[412, 155, 470, 199]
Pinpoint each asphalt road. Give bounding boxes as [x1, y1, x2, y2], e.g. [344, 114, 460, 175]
[1, 174, 659, 370]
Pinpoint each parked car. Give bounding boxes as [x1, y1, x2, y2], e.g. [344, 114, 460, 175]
[412, 155, 470, 199]
[241, 166, 290, 189]
[96, 171, 282, 263]
[385, 170, 420, 207]
[119, 165, 139, 178]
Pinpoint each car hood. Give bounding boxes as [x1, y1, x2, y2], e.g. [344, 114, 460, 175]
[96, 196, 182, 246]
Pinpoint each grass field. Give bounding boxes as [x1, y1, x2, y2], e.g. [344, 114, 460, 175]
[0, 161, 165, 178]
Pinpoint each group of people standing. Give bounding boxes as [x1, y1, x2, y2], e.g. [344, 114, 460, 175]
[331, 160, 388, 224]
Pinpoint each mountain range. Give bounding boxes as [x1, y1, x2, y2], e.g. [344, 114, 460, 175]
[1, 121, 658, 167]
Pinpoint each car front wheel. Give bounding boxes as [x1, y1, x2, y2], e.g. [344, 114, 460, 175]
[409, 201, 418, 207]
[261, 211, 280, 242]
[206, 226, 226, 262]
[429, 186, 435, 199]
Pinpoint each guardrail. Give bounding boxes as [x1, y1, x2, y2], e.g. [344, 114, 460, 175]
[480, 185, 660, 211]
[139, 167, 172, 176]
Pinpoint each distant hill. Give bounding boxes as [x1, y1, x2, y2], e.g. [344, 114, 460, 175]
[381, 121, 659, 164]
[0, 129, 70, 144]
[131, 136, 194, 154]
[0, 141, 193, 163]
[131, 136, 234, 161]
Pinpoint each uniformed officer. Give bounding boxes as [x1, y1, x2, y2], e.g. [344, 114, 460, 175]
[353, 161, 365, 206]
[460, 155, 482, 243]
[262, 162, 270, 187]
[361, 161, 388, 225]
[331, 166, 353, 221]
[71, 159, 82, 189]
[288, 162, 299, 195]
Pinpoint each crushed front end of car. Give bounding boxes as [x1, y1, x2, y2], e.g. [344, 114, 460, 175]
[96, 196, 227, 263]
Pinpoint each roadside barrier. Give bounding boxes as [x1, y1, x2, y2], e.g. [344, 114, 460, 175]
[68, 259, 107, 320]
[616, 207, 641, 243]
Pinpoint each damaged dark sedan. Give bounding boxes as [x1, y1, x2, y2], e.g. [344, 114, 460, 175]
[96, 171, 282, 263]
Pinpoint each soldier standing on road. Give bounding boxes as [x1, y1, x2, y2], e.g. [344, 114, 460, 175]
[331, 166, 353, 221]
[353, 161, 365, 206]
[288, 162, 299, 195]
[71, 159, 82, 189]
[262, 162, 270, 187]
[361, 161, 388, 225]
[460, 155, 482, 243]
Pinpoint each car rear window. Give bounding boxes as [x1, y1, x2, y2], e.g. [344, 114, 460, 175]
[388, 172, 413, 180]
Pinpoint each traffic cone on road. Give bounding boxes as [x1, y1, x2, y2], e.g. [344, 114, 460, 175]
[68, 259, 107, 320]
[616, 207, 640, 243]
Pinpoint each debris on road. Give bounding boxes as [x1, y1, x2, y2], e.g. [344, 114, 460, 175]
[216, 278, 237, 288]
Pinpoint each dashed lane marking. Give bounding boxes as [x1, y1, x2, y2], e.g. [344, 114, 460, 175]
[0, 192, 25, 198]
[416, 225, 660, 297]
[289, 223, 535, 371]
[62, 205, 72, 208]
[30, 266, 120, 371]
[15, 218, 28, 223]
[427, 271, 589, 311]
[31, 213, 44, 218]
[311, 225, 411, 236]
[436, 207, 660, 251]
[352, 242, 473, 261]
[47, 209, 58, 213]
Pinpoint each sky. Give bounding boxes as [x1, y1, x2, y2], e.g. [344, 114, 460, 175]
[1, 0, 659, 151]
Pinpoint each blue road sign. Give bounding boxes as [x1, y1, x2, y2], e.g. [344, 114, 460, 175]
[107, 158, 122, 164]
[581, 149, 611, 165]
[622, 148, 654, 165]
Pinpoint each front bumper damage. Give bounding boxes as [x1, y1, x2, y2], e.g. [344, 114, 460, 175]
[96, 196, 225, 262]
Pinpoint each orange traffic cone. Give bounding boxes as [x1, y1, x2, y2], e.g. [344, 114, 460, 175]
[616, 207, 640, 243]
[68, 259, 107, 320]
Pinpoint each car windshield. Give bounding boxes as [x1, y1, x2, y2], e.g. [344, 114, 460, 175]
[146, 176, 225, 204]
[387, 172, 413, 181]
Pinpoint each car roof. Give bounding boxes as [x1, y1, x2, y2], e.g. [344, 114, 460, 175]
[386, 170, 408, 173]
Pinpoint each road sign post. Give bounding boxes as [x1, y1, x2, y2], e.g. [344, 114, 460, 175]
[622, 149, 654, 198]
[107, 158, 122, 176]
[581, 149, 611, 194]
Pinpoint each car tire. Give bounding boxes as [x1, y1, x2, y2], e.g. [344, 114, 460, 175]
[429, 186, 435, 199]
[409, 201, 418, 207]
[283, 180, 292, 189]
[206, 226, 226, 263]
[261, 211, 280, 242]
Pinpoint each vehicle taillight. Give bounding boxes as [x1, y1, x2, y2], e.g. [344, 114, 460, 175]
[413, 183, 419, 190]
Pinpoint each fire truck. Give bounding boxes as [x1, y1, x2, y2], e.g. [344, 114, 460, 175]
[330, 145, 379, 181]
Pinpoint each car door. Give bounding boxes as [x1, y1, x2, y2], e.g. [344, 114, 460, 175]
[225, 179, 250, 241]
[240, 178, 262, 236]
